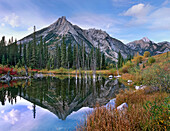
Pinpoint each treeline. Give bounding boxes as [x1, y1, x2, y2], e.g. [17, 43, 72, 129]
[0, 27, 107, 70]
[117, 51, 133, 68]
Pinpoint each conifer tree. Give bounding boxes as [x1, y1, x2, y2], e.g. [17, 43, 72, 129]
[118, 51, 124, 68]
[61, 37, 66, 68]
[90, 47, 94, 70]
[73, 44, 77, 69]
[81, 42, 86, 69]
[67, 43, 73, 68]
[101, 53, 106, 69]
[2, 55, 5, 65]
[96, 44, 101, 69]
[57, 46, 61, 68]
[0, 36, 6, 64]
[23, 44, 26, 64]
[31, 26, 37, 68]
[19, 41, 22, 61]
[39, 36, 43, 68]
[13, 39, 18, 65]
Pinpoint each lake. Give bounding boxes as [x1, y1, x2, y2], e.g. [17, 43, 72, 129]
[0, 75, 126, 131]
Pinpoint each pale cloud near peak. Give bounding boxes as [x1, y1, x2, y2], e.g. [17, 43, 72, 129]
[70, 13, 121, 34]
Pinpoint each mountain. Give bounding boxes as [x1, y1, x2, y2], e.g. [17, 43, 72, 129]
[127, 37, 170, 55]
[19, 16, 134, 61]
[21, 78, 125, 120]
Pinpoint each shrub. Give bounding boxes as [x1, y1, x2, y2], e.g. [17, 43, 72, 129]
[122, 61, 134, 73]
[143, 51, 150, 58]
[0, 67, 18, 75]
[142, 65, 169, 92]
[148, 57, 155, 64]
[143, 97, 170, 129]
[132, 55, 143, 64]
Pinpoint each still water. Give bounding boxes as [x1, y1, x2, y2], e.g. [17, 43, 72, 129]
[0, 76, 126, 131]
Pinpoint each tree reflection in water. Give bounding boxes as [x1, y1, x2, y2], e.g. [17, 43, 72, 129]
[0, 76, 126, 120]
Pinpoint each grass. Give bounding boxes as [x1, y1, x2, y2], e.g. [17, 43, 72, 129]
[77, 88, 170, 131]
[77, 52, 170, 130]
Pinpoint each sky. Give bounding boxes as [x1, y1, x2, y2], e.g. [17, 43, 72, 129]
[0, 96, 93, 131]
[0, 0, 170, 44]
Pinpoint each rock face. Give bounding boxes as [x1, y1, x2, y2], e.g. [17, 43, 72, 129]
[18, 16, 134, 61]
[127, 37, 170, 55]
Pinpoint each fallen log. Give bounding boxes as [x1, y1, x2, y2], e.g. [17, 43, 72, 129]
[0, 71, 12, 81]
[0, 65, 30, 82]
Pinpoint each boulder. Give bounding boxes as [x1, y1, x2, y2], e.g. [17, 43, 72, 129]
[135, 85, 146, 90]
[127, 80, 132, 83]
[33, 73, 44, 79]
[106, 98, 116, 108]
[117, 103, 128, 111]
[109, 75, 113, 79]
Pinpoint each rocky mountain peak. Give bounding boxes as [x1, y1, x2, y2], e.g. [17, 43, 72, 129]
[57, 16, 67, 25]
[127, 37, 170, 55]
[142, 37, 151, 43]
[48, 16, 78, 36]
[19, 16, 135, 61]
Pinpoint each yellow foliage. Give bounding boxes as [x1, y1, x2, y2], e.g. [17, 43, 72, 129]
[143, 51, 150, 58]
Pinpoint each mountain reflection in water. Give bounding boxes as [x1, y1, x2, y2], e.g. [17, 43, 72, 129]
[0, 76, 126, 130]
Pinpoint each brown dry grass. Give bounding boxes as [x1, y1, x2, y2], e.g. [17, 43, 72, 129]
[77, 89, 170, 131]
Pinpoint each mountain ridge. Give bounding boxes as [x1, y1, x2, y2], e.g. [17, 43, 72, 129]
[18, 16, 169, 61]
[18, 16, 135, 62]
[127, 37, 170, 55]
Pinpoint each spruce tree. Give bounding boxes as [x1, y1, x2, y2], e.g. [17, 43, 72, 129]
[2, 55, 5, 65]
[102, 53, 106, 69]
[23, 44, 26, 65]
[117, 51, 124, 68]
[0, 36, 6, 64]
[61, 37, 66, 68]
[96, 44, 101, 70]
[67, 43, 73, 68]
[57, 46, 61, 68]
[90, 47, 94, 70]
[73, 44, 77, 69]
[31, 26, 37, 68]
[19, 41, 22, 61]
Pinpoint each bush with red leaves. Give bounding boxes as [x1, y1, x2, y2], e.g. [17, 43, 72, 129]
[0, 67, 18, 75]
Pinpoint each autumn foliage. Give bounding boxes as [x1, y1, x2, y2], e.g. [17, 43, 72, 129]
[0, 67, 17, 75]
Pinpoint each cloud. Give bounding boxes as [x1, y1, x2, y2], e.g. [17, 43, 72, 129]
[0, 0, 55, 41]
[70, 13, 121, 34]
[149, 7, 170, 30]
[123, 3, 152, 18]
[27, 27, 33, 31]
[1, 23, 5, 27]
[162, 0, 170, 6]
[1, 110, 5, 114]
[1, 109, 21, 125]
[3, 13, 20, 28]
[27, 105, 33, 110]
[122, 3, 170, 30]
[122, 3, 153, 25]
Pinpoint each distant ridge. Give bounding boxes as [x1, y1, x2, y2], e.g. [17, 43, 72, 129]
[127, 37, 170, 55]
